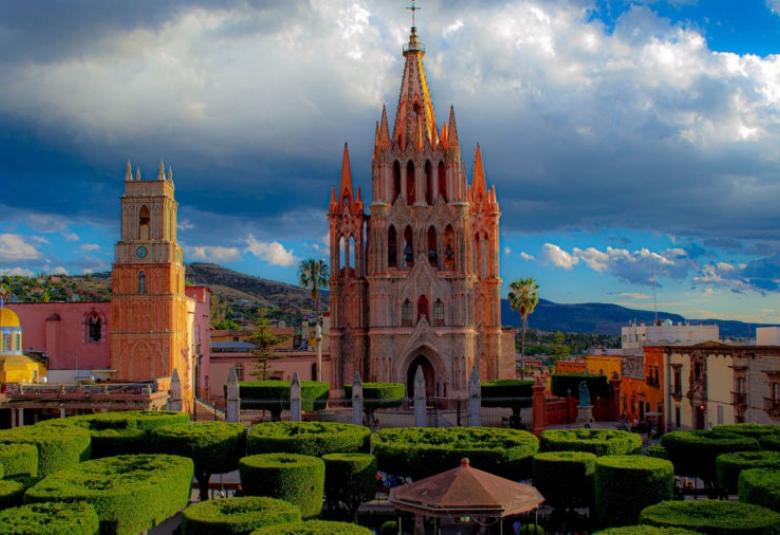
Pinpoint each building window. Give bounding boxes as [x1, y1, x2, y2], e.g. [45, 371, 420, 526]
[425, 160, 433, 205]
[138, 271, 146, 294]
[139, 205, 150, 240]
[417, 295, 429, 323]
[87, 313, 102, 343]
[673, 367, 682, 396]
[774, 382, 780, 401]
[438, 161, 447, 202]
[388, 226, 397, 268]
[401, 299, 413, 327]
[444, 225, 455, 270]
[234, 364, 244, 381]
[717, 405, 724, 425]
[392, 161, 401, 202]
[406, 160, 416, 205]
[427, 226, 438, 268]
[403, 226, 414, 269]
[433, 299, 444, 327]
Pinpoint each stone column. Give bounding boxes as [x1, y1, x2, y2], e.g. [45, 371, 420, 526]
[532, 375, 546, 437]
[352, 372, 364, 426]
[610, 372, 622, 421]
[414, 366, 427, 427]
[17, 408, 24, 427]
[167, 369, 183, 412]
[290, 372, 302, 422]
[467, 365, 481, 427]
[59, 405, 66, 419]
[10, 407, 17, 428]
[226, 367, 240, 423]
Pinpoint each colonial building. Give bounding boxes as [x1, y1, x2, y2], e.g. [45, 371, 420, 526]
[328, 25, 515, 398]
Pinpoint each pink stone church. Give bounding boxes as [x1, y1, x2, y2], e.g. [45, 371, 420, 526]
[328, 26, 516, 399]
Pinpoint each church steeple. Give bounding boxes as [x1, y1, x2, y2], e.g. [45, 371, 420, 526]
[339, 142, 354, 202]
[471, 143, 487, 194]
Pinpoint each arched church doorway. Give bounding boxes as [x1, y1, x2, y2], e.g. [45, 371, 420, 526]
[407, 355, 435, 400]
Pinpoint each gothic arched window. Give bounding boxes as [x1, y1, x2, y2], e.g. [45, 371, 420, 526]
[481, 233, 488, 278]
[433, 299, 444, 327]
[403, 226, 414, 269]
[139, 205, 150, 241]
[438, 161, 447, 202]
[417, 295, 429, 323]
[406, 161, 416, 205]
[425, 160, 433, 205]
[401, 299, 413, 327]
[427, 226, 438, 268]
[392, 161, 401, 202]
[339, 236, 346, 271]
[388, 226, 397, 268]
[138, 271, 146, 295]
[444, 225, 455, 270]
[87, 312, 102, 343]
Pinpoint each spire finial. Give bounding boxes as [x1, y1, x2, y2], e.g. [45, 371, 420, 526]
[157, 160, 165, 180]
[406, 0, 420, 29]
[135, 167, 141, 181]
[167, 165, 173, 182]
[124, 160, 132, 181]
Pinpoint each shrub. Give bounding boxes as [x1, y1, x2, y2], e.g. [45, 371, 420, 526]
[550, 373, 609, 399]
[640, 499, 780, 534]
[739, 468, 780, 512]
[0, 501, 100, 535]
[181, 496, 301, 535]
[661, 430, 759, 481]
[373, 427, 539, 480]
[0, 479, 26, 509]
[759, 433, 780, 452]
[714, 424, 780, 440]
[0, 443, 37, 477]
[532, 451, 596, 508]
[716, 450, 780, 494]
[481, 380, 534, 424]
[323, 453, 377, 518]
[380, 520, 398, 535]
[250, 520, 372, 534]
[646, 445, 669, 460]
[239, 453, 325, 518]
[344, 383, 404, 424]
[240, 380, 330, 419]
[595, 527, 699, 535]
[595, 455, 674, 528]
[247, 421, 370, 457]
[540, 428, 642, 456]
[519, 525, 545, 534]
[150, 421, 246, 500]
[0, 424, 90, 476]
[25, 453, 194, 535]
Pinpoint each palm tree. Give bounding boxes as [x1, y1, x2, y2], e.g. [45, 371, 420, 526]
[508, 277, 539, 376]
[298, 258, 329, 323]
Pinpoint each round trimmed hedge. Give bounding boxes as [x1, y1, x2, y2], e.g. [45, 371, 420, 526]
[0, 501, 99, 535]
[595, 455, 674, 528]
[323, 453, 377, 516]
[239, 381, 330, 418]
[596, 527, 699, 535]
[25, 454, 194, 535]
[0, 443, 37, 477]
[739, 468, 780, 512]
[481, 379, 534, 408]
[661, 430, 759, 481]
[759, 433, 780, 452]
[0, 424, 90, 476]
[181, 496, 301, 535]
[646, 445, 669, 460]
[640, 499, 780, 534]
[150, 421, 246, 500]
[716, 450, 780, 494]
[239, 453, 325, 519]
[551, 373, 609, 399]
[250, 520, 372, 535]
[540, 428, 642, 456]
[714, 424, 780, 440]
[0, 479, 26, 509]
[532, 451, 596, 507]
[247, 421, 370, 457]
[344, 383, 405, 409]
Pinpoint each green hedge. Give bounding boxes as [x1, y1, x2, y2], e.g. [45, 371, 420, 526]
[344, 383, 405, 409]
[239, 453, 325, 519]
[716, 450, 780, 494]
[0, 425, 90, 476]
[150, 421, 247, 500]
[759, 434, 780, 452]
[640, 499, 780, 534]
[380, 520, 398, 535]
[0, 443, 38, 478]
[0, 479, 26, 509]
[250, 520, 372, 534]
[646, 445, 669, 460]
[714, 424, 780, 440]
[595, 455, 674, 528]
[481, 379, 534, 409]
[550, 373, 609, 399]
[739, 468, 780, 512]
[532, 451, 596, 508]
[323, 453, 377, 516]
[247, 421, 370, 457]
[373, 427, 539, 480]
[661, 430, 759, 481]
[0, 501, 100, 535]
[181, 496, 301, 535]
[596, 527, 699, 535]
[540, 428, 642, 456]
[239, 381, 330, 416]
[25, 454, 194, 535]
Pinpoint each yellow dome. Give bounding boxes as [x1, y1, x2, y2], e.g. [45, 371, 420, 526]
[0, 307, 21, 329]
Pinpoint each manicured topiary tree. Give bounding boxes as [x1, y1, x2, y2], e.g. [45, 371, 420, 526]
[322, 453, 377, 519]
[739, 468, 780, 512]
[0, 424, 90, 477]
[150, 421, 246, 500]
[0, 479, 25, 509]
[240, 380, 329, 420]
[344, 382, 404, 424]
[25, 454, 194, 535]
[595, 527, 699, 535]
[379, 521, 398, 535]
[373, 427, 539, 480]
[645, 445, 669, 460]
[0, 443, 37, 477]
[532, 451, 596, 508]
[540, 428, 642, 456]
[759, 433, 780, 452]
[595, 455, 674, 528]
[661, 430, 759, 483]
[0, 501, 99, 535]
[247, 421, 370, 457]
[481, 379, 534, 426]
[239, 453, 325, 519]
[181, 496, 301, 535]
[551, 373, 609, 399]
[250, 520, 372, 534]
[639, 499, 780, 534]
[714, 423, 779, 440]
[716, 450, 780, 494]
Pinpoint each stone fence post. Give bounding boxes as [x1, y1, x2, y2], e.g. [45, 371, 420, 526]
[352, 372, 363, 426]
[290, 372, 302, 422]
[467, 365, 481, 427]
[414, 366, 427, 427]
[226, 367, 240, 423]
[167, 369, 183, 412]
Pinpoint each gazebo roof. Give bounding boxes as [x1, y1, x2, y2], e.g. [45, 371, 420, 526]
[388, 458, 544, 518]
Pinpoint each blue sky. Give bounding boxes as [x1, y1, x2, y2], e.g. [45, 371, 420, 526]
[1, 0, 780, 323]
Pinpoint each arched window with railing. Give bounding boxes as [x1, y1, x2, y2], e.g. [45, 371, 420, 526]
[401, 299, 413, 327]
[403, 226, 414, 268]
[438, 161, 447, 202]
[417, 295, 429, 323]
[139, 205, 150, 240]
[388, 225, 397, 268]
[444, 225, 455, 270]
[427, 226, 438, 268]
[433, 299, 444, 327]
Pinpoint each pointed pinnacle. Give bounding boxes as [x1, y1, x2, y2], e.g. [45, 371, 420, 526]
[124, 160, 132, 181]
[448, 105, 459, 146]
[472, 143, 487, 192]
[339, 142, 353, 199]
[135, 167, 142, 181]
[157, 160, 165, 180]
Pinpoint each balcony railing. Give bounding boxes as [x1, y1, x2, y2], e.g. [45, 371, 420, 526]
[765, 397, 780, 417]
[732, 391, 748, 406]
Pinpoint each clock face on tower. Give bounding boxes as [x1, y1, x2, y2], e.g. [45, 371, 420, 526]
[135, 246, 148, 259]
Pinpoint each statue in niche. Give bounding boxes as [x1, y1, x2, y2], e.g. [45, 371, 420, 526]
[578, 380, 591, 407]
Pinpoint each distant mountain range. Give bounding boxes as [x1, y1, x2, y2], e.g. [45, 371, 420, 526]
[3, 262, 774, 337]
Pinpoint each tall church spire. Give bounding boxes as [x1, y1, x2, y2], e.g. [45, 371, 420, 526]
[472, 143, 487, 194]
[339, 142, 354, 201]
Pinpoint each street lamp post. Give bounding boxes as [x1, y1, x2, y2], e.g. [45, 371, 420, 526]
[315, 323, 323, 382]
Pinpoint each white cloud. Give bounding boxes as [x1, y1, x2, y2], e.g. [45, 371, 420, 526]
[83, 268, 94, 275]
[503, 246, 512, 255]
[0, 233, 42, 262]
[177, 219, 195, 231]
[245, 236, 298, 266]
[64, 232, 79, 242]
[51, 266, 69, 275]
[30, 236, 50, 245]
[0, 267, 35, 276]
[541, 243, 578, 270]
[619, 292, 652, 300]
[519, 251, 535, 262]
[573, 247, 609, 272]
[186, 245, 242, 263]
[80, 243, 100, 251]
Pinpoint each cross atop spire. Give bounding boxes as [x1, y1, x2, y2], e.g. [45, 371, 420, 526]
[406, 0, 420, 29]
